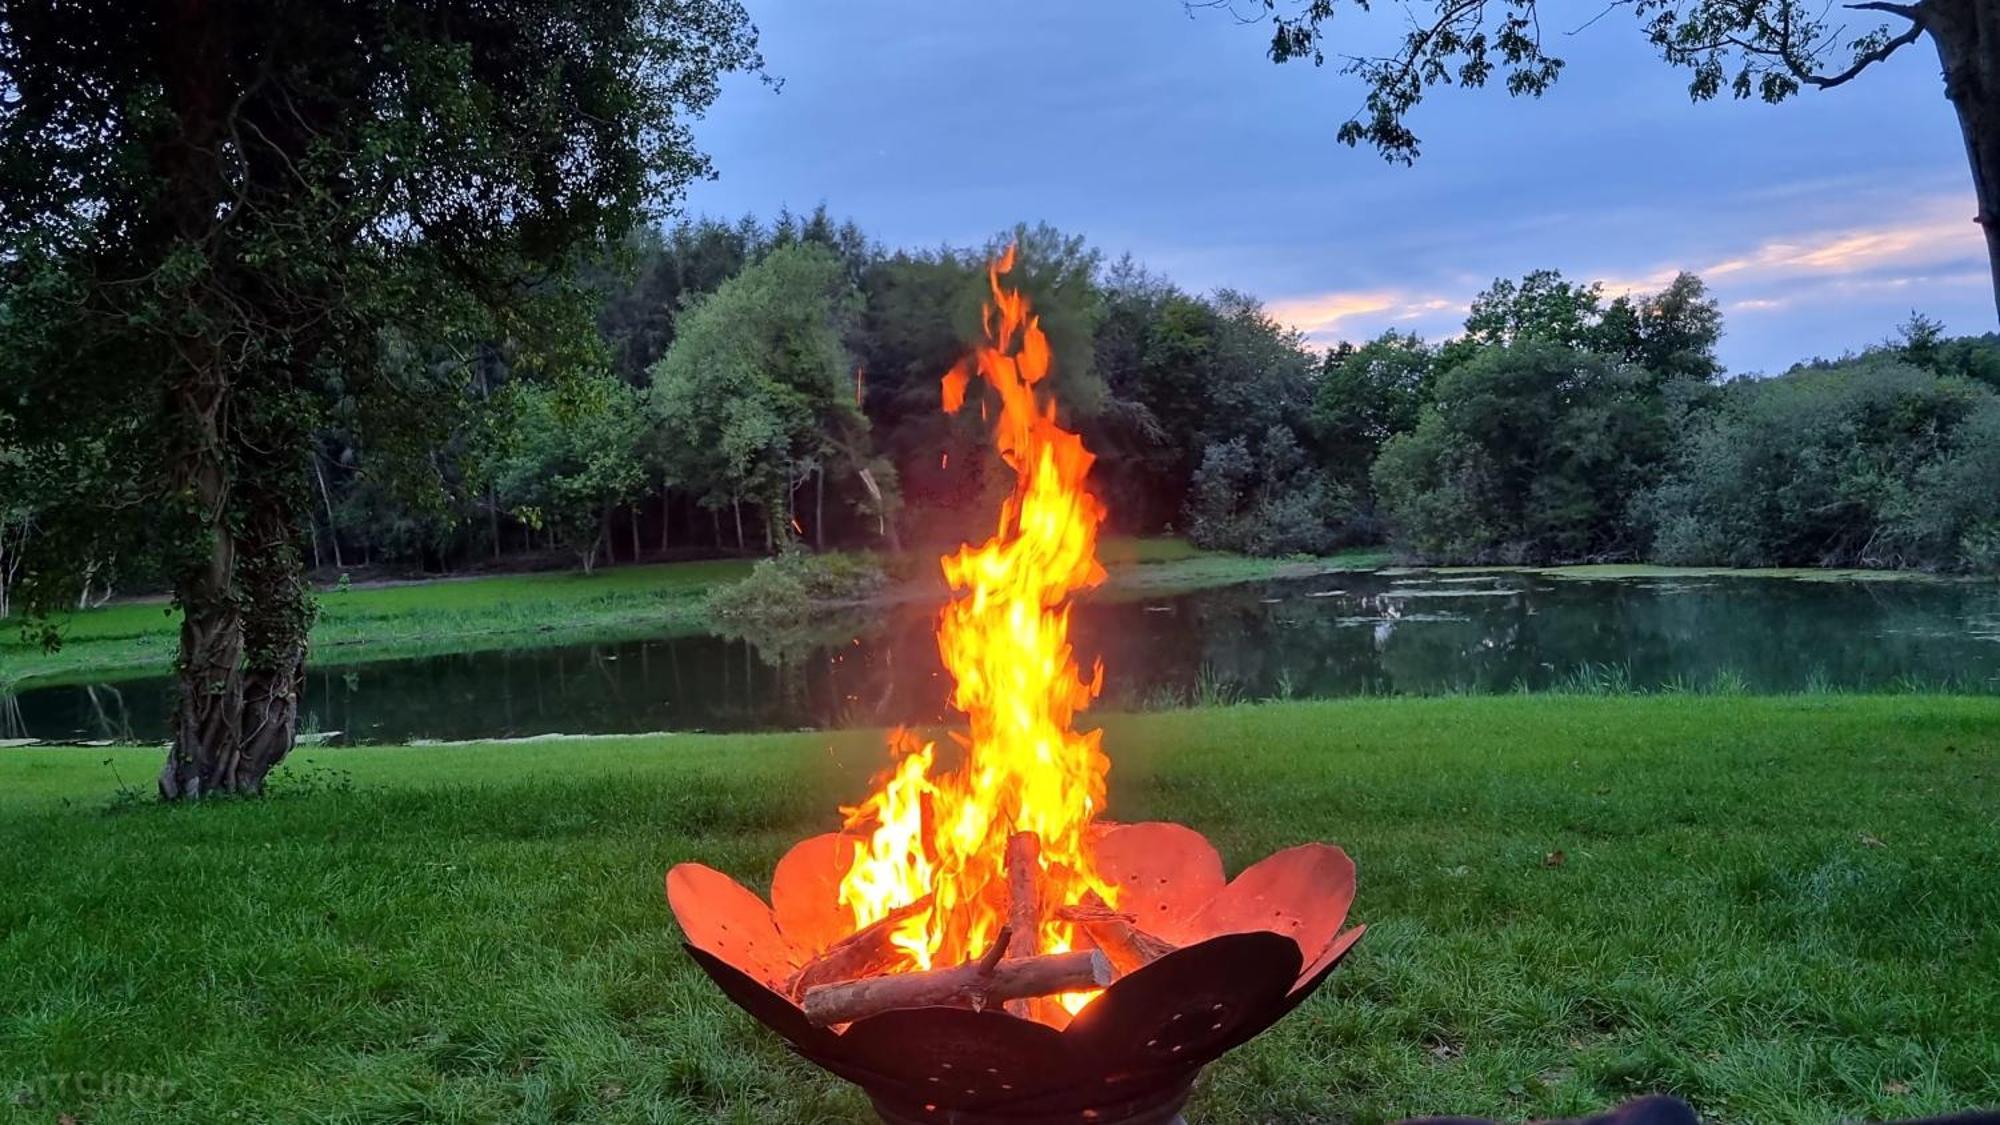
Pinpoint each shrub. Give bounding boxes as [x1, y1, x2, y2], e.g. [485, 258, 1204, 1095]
[1640, 358, 2000, 571]
[706, 550, 888, 624]
[1185, 425, 1356, 556]
[1372, 342, 1664, 563]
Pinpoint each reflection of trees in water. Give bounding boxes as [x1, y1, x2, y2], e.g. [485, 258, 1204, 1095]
[716, 605, 918, 728]
[81, 683, 134, 742]
[1090, 582, 1402, 705]
[11, 577, 1999, 742]
[0, 692, 23, 740]
[0, 680, 135, 742]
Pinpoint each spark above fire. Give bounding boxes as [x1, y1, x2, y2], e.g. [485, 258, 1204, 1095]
[668, 246, 1363, 1124]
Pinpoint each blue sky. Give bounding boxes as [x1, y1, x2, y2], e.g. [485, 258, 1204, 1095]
[680, 0, 1983, 373]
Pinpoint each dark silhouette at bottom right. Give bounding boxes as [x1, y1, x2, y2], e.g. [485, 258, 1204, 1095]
[1403, 1094, 2000, 1125]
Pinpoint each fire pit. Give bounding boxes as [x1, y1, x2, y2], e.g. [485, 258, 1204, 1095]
[667, 246, 1364, 1124]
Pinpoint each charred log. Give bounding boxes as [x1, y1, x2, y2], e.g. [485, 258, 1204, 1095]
[802, 946, 1112, 1027]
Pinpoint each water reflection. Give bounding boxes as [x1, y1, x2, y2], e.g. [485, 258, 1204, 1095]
[9, 571, 2000, 743]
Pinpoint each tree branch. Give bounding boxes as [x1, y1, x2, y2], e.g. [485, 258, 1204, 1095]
[1846, 0, 1922, 18]
[1794, 17, 1924, 87]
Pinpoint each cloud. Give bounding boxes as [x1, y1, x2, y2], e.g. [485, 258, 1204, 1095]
[1270, 196, 1988, 348]
[1600, 197, 1980, 293]
[1267, 290, 1466, 344]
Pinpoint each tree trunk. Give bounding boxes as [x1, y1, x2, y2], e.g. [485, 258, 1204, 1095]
[1934, 0, 2000, 321]
[630, 505, 642, 562]
[733, 498, 745, 551]
[235, 487, 312, 794]
[154, 0, 245, 800]
[157, 378, 245, 800]
[659, 489, 672, 553]
[0, 515, 22, 620]
[313, 452, 343, 569]
[815, 465, 826, 550]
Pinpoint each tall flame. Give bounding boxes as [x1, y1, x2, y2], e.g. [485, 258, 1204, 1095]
[836, 246, 1115, 1009]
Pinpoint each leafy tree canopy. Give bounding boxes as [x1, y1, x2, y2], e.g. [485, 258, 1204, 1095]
[0, 0, 759, 795]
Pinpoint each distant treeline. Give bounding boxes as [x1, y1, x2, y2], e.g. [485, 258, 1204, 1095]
[14, 207, 2000, 610]
[217, 209, 2000, 576]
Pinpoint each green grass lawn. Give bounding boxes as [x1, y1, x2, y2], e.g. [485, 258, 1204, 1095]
[0, 559, 752, 692]
[3, 695, 1995, 1124]
[0, 539, 1387, 692]
[1096, 542, 1391, 598]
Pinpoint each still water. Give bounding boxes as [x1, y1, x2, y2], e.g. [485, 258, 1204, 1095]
[9, 570, 2000, 744]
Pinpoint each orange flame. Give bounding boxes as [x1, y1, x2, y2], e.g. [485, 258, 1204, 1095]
[836, 245, 1114, 1016]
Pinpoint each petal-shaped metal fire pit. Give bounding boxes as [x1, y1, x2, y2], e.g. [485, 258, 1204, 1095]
[667, 822, 1364, 1125]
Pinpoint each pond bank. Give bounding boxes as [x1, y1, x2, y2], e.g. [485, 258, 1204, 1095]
[2, 695, 1994, 1122]
[0, 539, 1387, 691]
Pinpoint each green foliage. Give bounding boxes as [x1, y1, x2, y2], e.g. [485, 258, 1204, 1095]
[1, 0, 761, 605]
[704, 549, 888, 625]
[1599, 273, 1725, 384]
[1088, 283, 1323, 535]
[1242, 0, 1931, 169]
[1890, 313, 2000, 393]
[1449, 269, 1721, 385]
[1313, 329, 1438, 521]
[1459, 269, 1610, 353]
[650, 243, 873, 547]
[1, 0, 761, 790]
[1642, 358, 2000, 571]
[1374, 342, 1668, 563]
[491, 374, 651, 573]
[1186, 426, 1357, 556]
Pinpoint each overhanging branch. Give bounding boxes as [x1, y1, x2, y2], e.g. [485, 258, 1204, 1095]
[1795, 8, 1925, 87]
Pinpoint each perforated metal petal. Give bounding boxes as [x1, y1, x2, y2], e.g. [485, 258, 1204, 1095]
[1064, 930, 1302, 1077]
[1092, 821, 1226, 945]
[836, 1005, 1075, 1112]
[770, 832, 858, 957]
[682, 944, 837, 1055]
[665, 863, 802, 990]
[1184, 843, 1354, 958]
[1284, 924, 1367, 1012]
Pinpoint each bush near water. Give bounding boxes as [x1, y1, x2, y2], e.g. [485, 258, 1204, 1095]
[706, 550, 891, 626]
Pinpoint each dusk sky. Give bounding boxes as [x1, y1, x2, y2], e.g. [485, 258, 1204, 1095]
[681, 0, 1984, 374]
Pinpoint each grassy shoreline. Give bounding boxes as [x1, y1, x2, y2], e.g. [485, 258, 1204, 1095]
[0, 540, 1389, 692]
[3, 695, 1996, 1123]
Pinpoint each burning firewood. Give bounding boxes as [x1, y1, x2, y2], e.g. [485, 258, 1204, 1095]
[787, 895, 933, 999]
[1058, 891, 1178, 976]
[1004, 831, 1041, 1018]
[801, 940, 1113, 1027]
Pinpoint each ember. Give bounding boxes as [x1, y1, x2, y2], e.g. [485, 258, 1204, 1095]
[667, 247, 1363, 1124]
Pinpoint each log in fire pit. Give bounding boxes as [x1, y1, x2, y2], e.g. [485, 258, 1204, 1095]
[666, 246, 1364, 1124]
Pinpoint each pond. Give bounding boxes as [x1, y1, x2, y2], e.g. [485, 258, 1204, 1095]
[8, 570, 2000, 744]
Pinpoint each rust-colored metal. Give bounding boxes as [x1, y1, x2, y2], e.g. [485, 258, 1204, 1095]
[1092, 822, 1228, 946]
[771, 831, 856, 957]
[666, 822, 1363, 1124]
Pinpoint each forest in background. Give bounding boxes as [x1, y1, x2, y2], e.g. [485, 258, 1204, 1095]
[8, 205, 2000, 618]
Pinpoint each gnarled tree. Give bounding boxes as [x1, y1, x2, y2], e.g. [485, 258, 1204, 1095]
[0, 0, 758, 796]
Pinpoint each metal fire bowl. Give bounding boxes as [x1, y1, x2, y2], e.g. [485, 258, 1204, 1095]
[667, 822, 1365, 1125]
